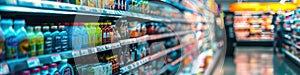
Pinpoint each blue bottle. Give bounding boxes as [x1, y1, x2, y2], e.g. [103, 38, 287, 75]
[1, 19, 18, 60]
[13, 19, 29, 58]
[57, 59, 74, 75]
[50, 25, 62, 53]
[77, 23, 88, 49]
[58, 25, 68, 51]
[43, 26, 53, 54]
[65, 23, 81, 50]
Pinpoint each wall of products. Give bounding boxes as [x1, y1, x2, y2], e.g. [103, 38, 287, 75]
[234, 12, 274, 41]
[0, 0, 224, 75]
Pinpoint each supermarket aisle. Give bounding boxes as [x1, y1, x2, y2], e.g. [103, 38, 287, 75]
[222, 47, 300, 75]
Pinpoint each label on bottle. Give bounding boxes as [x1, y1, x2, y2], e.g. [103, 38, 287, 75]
[63, 67, 72, 75]
[54, 71, 60, 75]
[44, 36, 52, 54]
[61, 35, 68, 51]
[5, 36, 18, 59]
[55, 36, 62, 52]
[36, 36, 44, 55]
[18, 39, 28, 57]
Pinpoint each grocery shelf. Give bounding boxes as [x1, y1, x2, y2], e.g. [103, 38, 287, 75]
[0, 1, 200, 23]
[156, 44, 205, 75]
[281, 48, 300, 66]
[120, 36, 210, 74]
[0, 29, 199, 74]
[119, 41, 196, 73]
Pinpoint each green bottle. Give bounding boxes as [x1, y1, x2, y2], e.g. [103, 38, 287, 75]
[34, 26, 44, 55]
[94, 23, 102, 46]
[26, 26, 36, 57]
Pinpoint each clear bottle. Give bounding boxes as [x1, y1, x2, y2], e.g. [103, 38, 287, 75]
[13, 19, 28, 58]
[34, 26, 44, 55]
[26, 26, 36, 57]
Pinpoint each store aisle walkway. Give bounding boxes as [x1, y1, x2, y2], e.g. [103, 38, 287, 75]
[221, 47, 300, 75]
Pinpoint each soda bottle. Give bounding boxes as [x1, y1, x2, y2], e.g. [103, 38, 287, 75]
[2, 19, 18, 59]
[42, 26, 53, 54]
[14, 19, 28, 58]
[50, 25, 61, 53]
[34, 26, 44, 55]
[58, 24, 68, 51]
[26, 26, 36, 57]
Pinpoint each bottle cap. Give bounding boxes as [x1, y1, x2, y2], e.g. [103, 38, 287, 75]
[30, 68, 40, 73]
[1, 19, 13, 25]
[34, 26, 41, 30]
[49, 63, 58, 68]
[51, 26, 57, 29]
[13, 19, 25, 26]
[41, 65, 49, 70]
[21, 70, 30, 75]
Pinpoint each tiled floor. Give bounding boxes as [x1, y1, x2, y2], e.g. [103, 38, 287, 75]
[221, 47, 300, 75]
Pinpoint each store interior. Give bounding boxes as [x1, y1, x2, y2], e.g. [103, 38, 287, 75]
[1, 0, 300, 75]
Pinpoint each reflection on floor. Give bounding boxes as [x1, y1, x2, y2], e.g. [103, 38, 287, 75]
[222, 47, 300, 75]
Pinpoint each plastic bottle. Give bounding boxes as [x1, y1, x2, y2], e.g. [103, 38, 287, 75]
[94, 23, 102, 46]
[50, 26, 61, 53]
[89, 23, 96, 47]
[49, 63, 60, 75]
[0, 19, 4, 61]
[14, 19, 28, 58]
[84, 23, 95, 47]
[34, 26, 44, 55]
[26, 26, 36, 57]
[40, 65, 49, 75]
[57, 59, 74, 75]
[107, 22, 113, 43]
[42, 26, 53, 54]
[1, 19, 18, 59]
[58, 25, 68, 51]
[100, 22, 107, 44]
[78, 22, 88, 49]
[30, 68, 41, 75]
[20, 70, 30, 75]
[65, 23, 81, 50]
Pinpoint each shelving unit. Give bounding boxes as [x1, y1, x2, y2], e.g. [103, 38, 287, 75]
[0, 0, 225, 75]
[278, 9, 300, 68]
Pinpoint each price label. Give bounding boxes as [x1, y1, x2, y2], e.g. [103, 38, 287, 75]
[27, 57, 41, 68]
[100, 46, 106, 51]
[0, 63, 9, 74]
[90, 8, 98, 12]
[51, 54, 62, 62]
[91, 48, 98, 53]
[72, 50, 80, 57]
[81, 49, 89, 56]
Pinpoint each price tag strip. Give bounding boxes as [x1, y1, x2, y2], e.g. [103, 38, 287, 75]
[72, 50, 81, 57]
[51, 54, 62, 62]
[120, 57, 150, 73]
[80, 49, 89, 56]
[0, 63, 9, 74]
[27, 57, 41, 68]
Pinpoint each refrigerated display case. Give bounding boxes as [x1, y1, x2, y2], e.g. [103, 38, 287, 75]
[0, 0, 226, 75]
